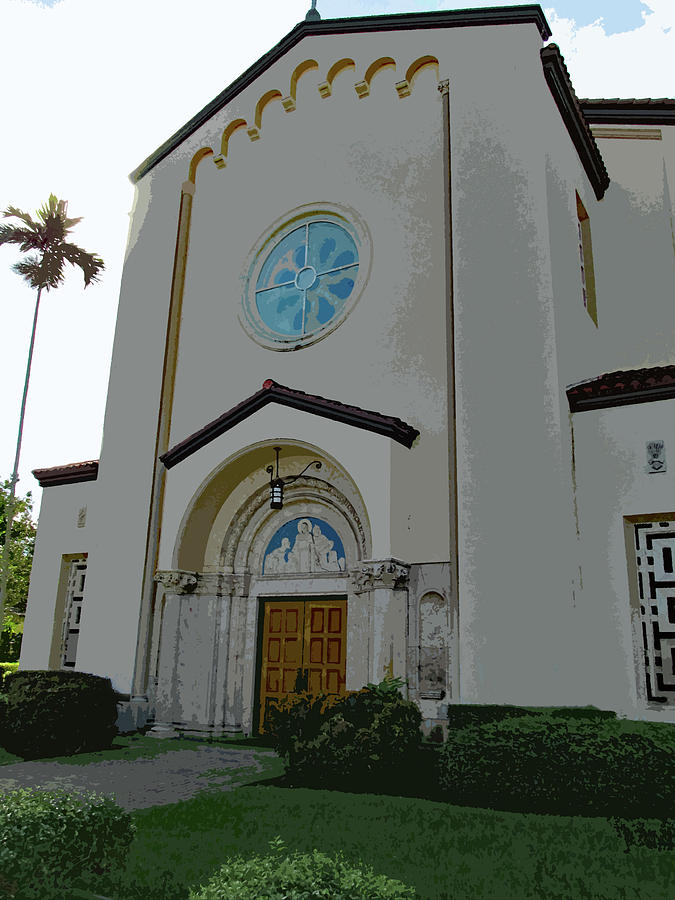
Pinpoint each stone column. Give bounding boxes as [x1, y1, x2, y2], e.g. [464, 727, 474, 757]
[150, 569, 198, 736]
[223, 573, 251, 733]
[350, 560, 410, 685]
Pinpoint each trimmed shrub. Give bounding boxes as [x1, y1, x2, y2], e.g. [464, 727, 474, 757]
[0, 787, 135, 900]
[549, 705, 616, 721]
[0, 669, 118, 760]
[0, 661, 20, 691]
[188, 836, 416, 899]
[446, 703, 543, 731]
[438, 714, 675, 816]
[268, 678, 423, 790]
[610, 817, 675, 853]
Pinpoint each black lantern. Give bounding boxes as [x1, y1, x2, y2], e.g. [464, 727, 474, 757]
[266, 446, 322, 510]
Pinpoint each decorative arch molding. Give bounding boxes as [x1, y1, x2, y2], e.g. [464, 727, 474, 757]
[188, 146, 214, 183]
[219, 476, 368, 573]
[197, 54, 442, 179]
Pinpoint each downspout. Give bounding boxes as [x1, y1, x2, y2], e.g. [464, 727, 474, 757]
[131, 179, 196, 700]
[438, 78, 460, 702]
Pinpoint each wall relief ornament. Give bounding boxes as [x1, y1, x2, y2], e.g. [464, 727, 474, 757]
[350, 560, 410, 593]
[263, 517, 346, 574]
[154, 570, 198, 594]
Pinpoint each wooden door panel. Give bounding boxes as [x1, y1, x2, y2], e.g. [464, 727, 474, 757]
[259, 597, 347, 733]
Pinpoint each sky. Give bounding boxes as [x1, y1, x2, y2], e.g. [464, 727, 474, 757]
[1, 0, 673, 517]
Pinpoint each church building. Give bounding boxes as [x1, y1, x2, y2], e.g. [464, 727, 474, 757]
[20, 4, 675, 735]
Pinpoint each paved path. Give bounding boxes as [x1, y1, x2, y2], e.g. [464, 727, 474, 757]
[0, 746, 279, 810]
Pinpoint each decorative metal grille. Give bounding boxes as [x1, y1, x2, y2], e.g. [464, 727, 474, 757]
[61, 559, 87, 669]
[633, 521, 675, 705]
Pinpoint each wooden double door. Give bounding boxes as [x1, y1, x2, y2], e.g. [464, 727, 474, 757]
[258, 596, 347, 732]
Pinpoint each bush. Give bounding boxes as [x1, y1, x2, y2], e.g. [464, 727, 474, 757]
[188, 836, 416, 899]
[0, 787, 135, 900]
[446, 703, 543, 731]
[268, 677, 422, 790]
[0, 669, 118, 760]
[438, 714, 675, 816]
[610, 817, 675, 853]
[0, 661, 20, 691]
[549, 705, 616, 722]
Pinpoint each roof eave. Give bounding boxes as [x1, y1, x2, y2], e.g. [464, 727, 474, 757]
[541, 44, 610, 200]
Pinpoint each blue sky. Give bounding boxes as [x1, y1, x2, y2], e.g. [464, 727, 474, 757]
[2, 0, 673, 509]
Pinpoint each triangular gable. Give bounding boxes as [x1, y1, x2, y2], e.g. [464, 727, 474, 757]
[160, 379, 420, 469]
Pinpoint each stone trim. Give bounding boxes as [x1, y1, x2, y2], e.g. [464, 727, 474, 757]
[154, 570, 198, 594]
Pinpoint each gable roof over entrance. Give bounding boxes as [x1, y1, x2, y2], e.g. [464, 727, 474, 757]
[160, 379, 420, 469]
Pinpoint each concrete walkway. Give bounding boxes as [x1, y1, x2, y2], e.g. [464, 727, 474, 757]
[0, 745, 278, 811]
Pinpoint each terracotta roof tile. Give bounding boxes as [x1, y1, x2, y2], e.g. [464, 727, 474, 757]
[161, 380, 420, 469]
[567, 366, 675, 412]
[32, 460, 99, 487]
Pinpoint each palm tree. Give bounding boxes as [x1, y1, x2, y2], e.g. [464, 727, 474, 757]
[0, 194, 104, 630]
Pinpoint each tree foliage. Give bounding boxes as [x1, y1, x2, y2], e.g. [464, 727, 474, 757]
[0, 479, 36, 624]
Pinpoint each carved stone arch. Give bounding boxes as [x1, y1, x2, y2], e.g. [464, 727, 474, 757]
[285, 59, 319, 109]
[214, 118, 248, 168]
[253, 90, 283, 131]
[364, 57, 397, 85]
[188, 147, 214, 183]
[406, 55, 440, 87]
[220, 476, 368, 572]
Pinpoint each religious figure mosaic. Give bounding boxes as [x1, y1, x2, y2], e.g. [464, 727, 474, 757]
[263, 516, 346, 574]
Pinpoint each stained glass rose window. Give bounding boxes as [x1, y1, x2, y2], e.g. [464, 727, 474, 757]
[241, 209, 368, 349]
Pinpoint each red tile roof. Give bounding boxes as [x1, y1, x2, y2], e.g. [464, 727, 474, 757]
[161, 379, 420, 469]
[32, 460, 99, 487]
[567, 366, 675, 412]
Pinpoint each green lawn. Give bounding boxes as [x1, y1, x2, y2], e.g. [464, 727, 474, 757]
[2, 733, 674, 899]
[69, 781, 673, 900]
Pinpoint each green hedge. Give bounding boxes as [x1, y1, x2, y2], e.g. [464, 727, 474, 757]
[438, 714, 675, 817]
[0, 670, 118, 760]
[0, 787, 135, 900]
[267, 677, 422, 790]
[445, 703, 615, 731]
[188, 837, 416, 899]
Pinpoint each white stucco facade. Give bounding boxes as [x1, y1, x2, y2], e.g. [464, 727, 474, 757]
[21, 7, 675, 733]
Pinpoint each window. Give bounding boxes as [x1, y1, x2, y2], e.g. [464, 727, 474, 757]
[61, 559, 87, 668]
[241, 205, 369, 350]
[576, 192, 597, 325]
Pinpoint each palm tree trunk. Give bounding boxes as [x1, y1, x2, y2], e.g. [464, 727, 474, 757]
[0, 286, 42, 631]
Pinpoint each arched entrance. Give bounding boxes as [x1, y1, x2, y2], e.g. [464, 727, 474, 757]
[150, 441, 372, 736]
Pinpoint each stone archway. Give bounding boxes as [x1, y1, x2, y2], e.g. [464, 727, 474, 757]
[149, 441, 381, 737]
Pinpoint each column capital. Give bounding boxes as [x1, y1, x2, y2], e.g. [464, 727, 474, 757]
[153, 569, 198, 594]
[350, 559, 410, 594]
[437, 79, 449, 97]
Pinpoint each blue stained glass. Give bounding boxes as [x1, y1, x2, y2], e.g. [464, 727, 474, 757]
[328, 276, 354, 300]
[294, 245, 306, 268]
[274, 268, 295, 285]
[332, 250, 355, 268]
[319, 238, 336, 266]
[316, 295, 335, 324]
[256, 284, 303, 335]
[308, 222, 358, 275]
[257, 226, 306, 291]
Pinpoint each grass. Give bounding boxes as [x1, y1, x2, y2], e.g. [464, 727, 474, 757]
[2, 724, 675, 898]
[73, 780, 675, 900]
